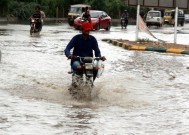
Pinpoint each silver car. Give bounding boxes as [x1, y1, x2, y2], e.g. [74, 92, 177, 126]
[146, 10, 163, 27]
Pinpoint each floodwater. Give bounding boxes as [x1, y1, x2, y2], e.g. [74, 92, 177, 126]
[0, 23, 189, 135]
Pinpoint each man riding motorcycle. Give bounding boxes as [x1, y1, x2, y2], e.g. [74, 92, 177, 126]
[30, 5, 42, 33]
[121, 10, 129, 28]
[82, 6, 91, 23]
[64, 22, 106, 87]
[81, 6, 93, 30]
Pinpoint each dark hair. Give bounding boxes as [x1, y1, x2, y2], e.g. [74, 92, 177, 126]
[85, 6, 89, 12]
[35, 5, 41, 10]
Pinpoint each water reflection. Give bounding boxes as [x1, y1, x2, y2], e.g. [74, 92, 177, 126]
[0, 29, 10, 36]
[64, 107, 96, 134]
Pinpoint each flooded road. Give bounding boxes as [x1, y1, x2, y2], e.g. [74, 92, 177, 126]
[0, 23, 189, 135]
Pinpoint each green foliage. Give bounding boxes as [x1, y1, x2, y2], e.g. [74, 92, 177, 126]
[1, 0, 150, 20]
[140, 7, 149, 18]
[7, 0, 63, 19]
[0, 0, 12, 7]
[9, 2, 37, 20]
[185, 10, 189, 14]
[84, 0, 127, 18]
[0, 0, 13, 15]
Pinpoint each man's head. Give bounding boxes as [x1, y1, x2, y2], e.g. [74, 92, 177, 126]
[82, 22, 92, 31]
[124, 10, 127, 13]
[86, 6, 89, 11]
[35, 5, 41, 11]
[81, 22, 92, 38]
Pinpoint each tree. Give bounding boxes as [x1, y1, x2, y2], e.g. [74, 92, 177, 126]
[0, 0, 13, 16]
[85, 0, 127, 18]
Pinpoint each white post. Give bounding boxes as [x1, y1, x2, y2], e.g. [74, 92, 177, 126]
[135, 0, 140, 41]
[174, 1, 178, 44]
[0, 50, 1, 62]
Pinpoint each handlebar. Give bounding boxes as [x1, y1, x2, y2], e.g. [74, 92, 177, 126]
[68, 55, 105, 61]
[73, 56, 101, 60]
[30, 18, 41, 21]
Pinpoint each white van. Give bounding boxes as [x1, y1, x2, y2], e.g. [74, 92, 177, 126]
[146, 10, 163, 27]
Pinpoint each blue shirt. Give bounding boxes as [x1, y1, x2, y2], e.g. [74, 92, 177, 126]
[64, 34, 101, 58]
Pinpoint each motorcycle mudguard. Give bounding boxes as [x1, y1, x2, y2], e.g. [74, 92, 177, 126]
[96, 60, 104, 78]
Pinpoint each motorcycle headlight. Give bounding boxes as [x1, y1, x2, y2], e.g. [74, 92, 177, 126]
[85, 63, 93, 70]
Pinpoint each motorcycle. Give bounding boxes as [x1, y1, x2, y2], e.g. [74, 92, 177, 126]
[120, 18, 128, 29]
[30, 18, 42, 36]
[81, 17, 89, 23]
[68, 56, 104, 100]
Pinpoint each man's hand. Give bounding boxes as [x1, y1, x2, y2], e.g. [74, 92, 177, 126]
[68, 55, 73, 60]
[101, 56, 106, 61]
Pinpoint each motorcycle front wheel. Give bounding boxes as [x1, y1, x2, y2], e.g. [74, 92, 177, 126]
[30, 25, 34, 35]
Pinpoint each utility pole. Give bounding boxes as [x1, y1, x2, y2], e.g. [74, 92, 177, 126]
[135, 0, 140, 41]
[174, 0, 178, 44]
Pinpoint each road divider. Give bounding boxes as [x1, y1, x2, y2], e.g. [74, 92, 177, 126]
[102, 39, 189, 55]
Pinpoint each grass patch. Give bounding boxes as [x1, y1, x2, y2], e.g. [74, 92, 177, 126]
[137, 38, 152, 42]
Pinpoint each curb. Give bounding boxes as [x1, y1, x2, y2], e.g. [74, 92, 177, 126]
[102, 39, 189, 55]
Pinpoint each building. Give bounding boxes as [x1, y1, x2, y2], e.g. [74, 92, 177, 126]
[123, 0, 189, 11]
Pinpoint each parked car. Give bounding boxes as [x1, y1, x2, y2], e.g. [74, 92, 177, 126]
[185, 14, 189, 23]
[146, 10, 163, 27]
[163, 9, 185, 26]
[67, 4, 91, 26]
[74, 10, 111, 31]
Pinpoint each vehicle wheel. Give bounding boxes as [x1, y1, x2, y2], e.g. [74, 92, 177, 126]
[121, 22, 123, 29]
[74, 26, 80, 30]
[105, 23, 111, 31]
[30, 27, 34, 35]
[68, 21, 74, 26]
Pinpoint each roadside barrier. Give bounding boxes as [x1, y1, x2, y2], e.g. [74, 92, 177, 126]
[102, 39, 189, 55]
